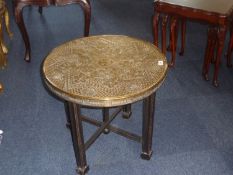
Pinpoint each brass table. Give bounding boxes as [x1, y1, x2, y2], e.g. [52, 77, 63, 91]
[42, 35, 168, 174]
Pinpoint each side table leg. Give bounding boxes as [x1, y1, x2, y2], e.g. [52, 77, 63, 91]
[179, 19, 186, 56]
[122, 104, 132, 119]
[169, 17, 178, 67]
[79, 0, 91, 36]
[69, 103, 89, 175]
[161, 15, 168, 54]
[141, 93, 156, 160]
[202, 27, 215, 81]
[14, 2, 31, 62]
[227, 25, 233, 67]
[213, 26, 227, 87]
[102, 108, 110, 134]
[153, 12, 160, 47]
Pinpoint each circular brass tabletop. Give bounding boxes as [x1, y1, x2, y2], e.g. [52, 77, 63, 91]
[42, 35, 168, 107]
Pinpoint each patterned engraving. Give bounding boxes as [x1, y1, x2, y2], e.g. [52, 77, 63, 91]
[43, 35, 168, 107]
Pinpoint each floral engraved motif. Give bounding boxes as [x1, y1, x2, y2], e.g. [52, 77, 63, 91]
[43, 35, 168, 107]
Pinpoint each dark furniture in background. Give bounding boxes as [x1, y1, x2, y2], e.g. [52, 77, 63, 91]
[13, 0, 91, 62]
[227, 22, 233, 67]
[153, 0, 233, 86]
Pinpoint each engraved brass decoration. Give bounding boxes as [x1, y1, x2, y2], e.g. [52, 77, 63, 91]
[0, 0, 13, 68]
[43, 35, 168, 107]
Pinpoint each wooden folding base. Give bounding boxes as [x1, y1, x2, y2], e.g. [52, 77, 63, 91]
[64, 93, 156, 175]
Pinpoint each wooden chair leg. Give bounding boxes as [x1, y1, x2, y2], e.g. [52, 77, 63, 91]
[161, 15, 168, 54]
[202, 27, 216, 81]
[169, 17, 178, 67]
[227, 26, 233, 67]
[179, 19, 186, 56]
[14, 2, 31, 61]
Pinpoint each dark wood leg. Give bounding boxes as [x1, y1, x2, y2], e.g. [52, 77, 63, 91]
[213, 26, 227, 87]
[169, 17, 178, 67]
[122, 104, 132, 119]
[141, 93, 156, 160]
[102, 108, 110, 134]
[64, 101, 71, 128]
[38, 6, 43, 14]
[202, 27, 215, 81]
[162, 15, 168, 54]
[79, 0, 91, 37]
[179, 19, 186, 56]
[227, 26, 233, 67]
[153, 13, 160, 47]
[14, 2, 31, 62]
[69, 102, 89, 175]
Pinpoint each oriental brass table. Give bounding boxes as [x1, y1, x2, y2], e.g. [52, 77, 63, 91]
[153, 0, 233, 86]
[42, 35, 168, 174]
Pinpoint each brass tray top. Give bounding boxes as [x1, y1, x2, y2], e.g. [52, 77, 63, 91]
[42, 35, 168, 107]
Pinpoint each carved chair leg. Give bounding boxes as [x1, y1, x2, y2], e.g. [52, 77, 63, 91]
[169, 17, 178, 67]
[161, 15, 168, 54]
[202, 27, 216, 81]
[179, 19, 186, 56]
[213, 26, 227, 87]
[14, 2, 31, 62]
[141, 93, 156, 160]
[69, 103, 89, 175]
[79, 0, 91, 37]
[122, 104, 132, 119]
[227, 26, 233, 67]
[153, 13, 160, 47]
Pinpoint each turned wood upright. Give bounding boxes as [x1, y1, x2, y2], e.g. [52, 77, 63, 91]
[13, 0, 91, 62]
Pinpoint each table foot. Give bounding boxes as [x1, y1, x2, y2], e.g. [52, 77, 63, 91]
[141, 151, 153, 160]
[168, 62, 174, 67]
[202, 73, 209, 81]
[122, 111, 132, 119]
[102, 108, 110, 134]
[76, 165, 89, 175]
[179, 51, 184, 56]
[213, 80, 219, 87]
[122, 104, 132, 119]
[66, 123, 71, 129]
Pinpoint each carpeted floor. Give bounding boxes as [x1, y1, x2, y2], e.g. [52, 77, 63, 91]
[0, 0, 233, 175]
